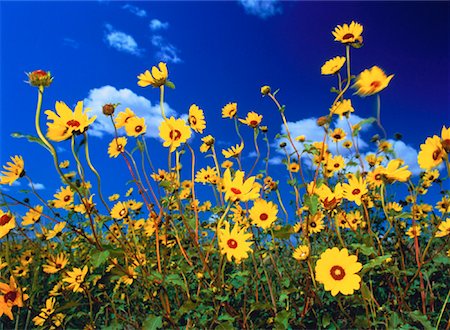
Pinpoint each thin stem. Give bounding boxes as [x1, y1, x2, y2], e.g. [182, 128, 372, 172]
[376, 94, 387, 140]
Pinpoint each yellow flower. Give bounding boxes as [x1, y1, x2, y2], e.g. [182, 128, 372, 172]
[74, 195, 95, 215]
[222, 142, 244, 158]
[159, 116, 192, 152]
[53, 186, 74, 209]
[0, 210, 16, 239]
[303, 212, 325, 235]
[288, 162, 300, 173]
[137, 62, 168, 88]
[330, 128, 347, 142]
[22, 205, 43, 226]
[115, 108, 136, 129]
[315, 247, 362, 296]
[223, 169, 260, 202]
[221, 160, 234, 169]
[45, 101, 96, 142]
[222, 102, 237, 119]
[59, 160, 70, 169]
[238, 111, 263, 128]
[199, 135, 215, 153]
[188, 104, 206, 133]
[436, 196, 450, 214]
[422, 169, 439, 183]
[315, 183, 343, 211]
[406, 225, 421, 239]
[218, 221, 253, 264]
[343, 140, 352, 148]
[441, 125, 450, 153]
[43, 253, 69, 274]
[195, 166, 217, 184]
[418, 135, 446, 170]
[382, 159, 411, 183]
[46, 222, 66, 240]
[293, 245, 310, 261]
[124, 116, 147, 137]
[0, 155, 25, 185]
[366, 167, 385, 189]
[326, 155, 346, 173]
[366, 154, 383, 167]
[249, 199, 278, 229]
[435, 219, 450, 238]
[0, 276, 29, 320]
[108, 137, 127, 158]
[110, 201, 128, 220]
[125, 188, 133, 197]
[343, 176, 368, 206]
[32, 297, 56, 326]
[108, 194, 120, 201]
[62, 265, 88, 292]
[321, 56, 346, 75]
[330, 99, 354, 118]
[295, 135, 306, 142]
[332, 21, 363, 44]
[120, 266, 138, 285]
[353, 66, 394, 96]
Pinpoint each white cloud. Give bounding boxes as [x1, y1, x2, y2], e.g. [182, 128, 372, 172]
[150, 19, 169, 31]
[390, 139, 421, 176]
[151, 35, 181, 64]
[28, 182, 45, 190]
[83, 85, 178, 139]
[122, 4, 147, 17]
[104, 24, 142, 56]
[238, 0, 282, 19]
[63, 38, 79, 49]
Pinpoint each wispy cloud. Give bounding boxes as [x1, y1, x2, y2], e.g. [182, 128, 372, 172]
[150, 19, 169, 31]
[151, 35, 181, 64]
[28, 182, 45, 190]
[122, 4, 147, 17]
[104, 24, 143, 56]
[63, 38, 79, 49]
[84, 85, 178, 139]
[238, 0, 282, 19]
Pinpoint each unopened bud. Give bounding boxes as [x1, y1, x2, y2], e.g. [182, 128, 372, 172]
[316, 116, 329, 127]
[27, 70, 53, 87]
[260, 125, 268, 133]
[279, 142, 287, 148]
[260, 85, 271, 95]
[102, 103, 117, 116]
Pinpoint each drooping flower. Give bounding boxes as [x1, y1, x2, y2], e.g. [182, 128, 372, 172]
[218, 221, 253, 264]
[332, 21, 363, 45]
[199, 135, 215, 153]
[222, 169, 260, 202]
[124, 116, 147, 137]
[222, 102, 237, 119]
[62, 266, 88, 292]
[418, 135, 446, 170]
[330, 99, 354, 118]
[321, 56, 346, 75]
[45, 101, 96, 141]
[0, 155, 25, 186]
[293, 245, 310, 261]
[108, 137, 127, 158]
[0, 210, 16, 239]
[222, 143, 244, 158]
[315, 247, 362, 296]
[188, 104, 206, 133]
[353, 66, 394, 96]
[137, 62, 168, 88]
[238, 111, 263, 128]
[343, 176, 368, 206]
[159, 116, 192, 152]
[249, 199, 278, 229]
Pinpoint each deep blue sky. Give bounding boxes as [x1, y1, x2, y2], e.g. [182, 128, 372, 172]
[0, 1, 449, 206]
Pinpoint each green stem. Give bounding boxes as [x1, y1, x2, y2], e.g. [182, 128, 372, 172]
[376, 94, 387, 140]
[160, 85, 167, 120]
[435, 288, 450, 329]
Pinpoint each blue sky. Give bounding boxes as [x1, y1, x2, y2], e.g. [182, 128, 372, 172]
[0, 1, 449, 209]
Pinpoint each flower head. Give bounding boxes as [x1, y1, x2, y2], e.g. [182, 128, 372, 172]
[115, 108, 136, 129]
[188, 104, 206, 133]
[0, 209, 16, 239]
[218, 221, 253, 264]
[111, 201, 129, 220]
[137, 62, 168, 88]
[321, 56, 346, 75]
[249, 199, 278, 229]
[353, 66, 394, 96]
[108, 137, 127, 158]
[223, 169, 260, 202]
[43, 253, 69, 274]
[159, 116, 192, 152]
[332, 21, 363, 45]
[343, 176, 368, 206]
[27, 70, 53, 87]
[0, 155, 25, 186]
[293, 245, 310, 261]
[53, 186, 74, 210]
[222, 143, 244, 158]
[62, 266, 88, 292]
[0, 276, 29, 320]
[315, 247, 362, 296]
[418, 135, 446, 170]
[239, 111, 263, 128]
[125, 116, 147, 137]
[222, 102, 237, 119]
[45, 101, 96, 141]
[330, 99, 354, 118]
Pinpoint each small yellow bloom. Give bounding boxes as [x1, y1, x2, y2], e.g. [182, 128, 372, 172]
[332, 21, 363, 45]
[222, 143, 244, 158]
[22, 205, 43, 226]
[321, 56, 346, 75]
[62, 265, 88, 292]
[222, 102, 237, 119]
[249, 199, 278, 229]
[435, 219, 450, 238]
[238, 111, 263, 128]
[218, 221, 253, 264]
[188, 104, 206, 133]
[418, 135, 445, 170]
[125, 116, 147, 137]
[0, 210, 16, 239]
[159, 116, 192, 152]
[111, 201, 129, 220]
[108, 137, 127, 158]
[108, 194, 120, 201]
[406, 225, 421, 239]
[293, 245, 310, 261]
[330, 99, 354, 118]
[353, 66, 394, 96]
[330, 128, 347, 142]
[223, 169, 260, 202]
[114, 108, 136, 129]
[0, 155, 25, 186]
[43, 253, 69, 274]
[59, 160, 70, 169]
[137, 62, 168, 88]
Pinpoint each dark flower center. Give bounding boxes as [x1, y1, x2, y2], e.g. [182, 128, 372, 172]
[135, 125, 143, 133]
[370, 81, 381, 89]
[4, 291, 17, 303]
[375, 174, 382, 180]
[310, 221, 317, 228]
[231, 187, 242, 195]
[342, 33, 354, 40]
[432, 148, 442, 161]
[442, 139, 450, 153]
[334, 134, 341, 140]
[56, 263, 62, 269]
[67, 120, 81, 128]
[227, 239, 238, 249]
[0, 214, 12, 226]
[63, 195, 71, 202]
[189, 116, 197, 125]
[330, 265, 346, 280]
[352, 188, 361, 195]
[334, 163, 340, 168]
[259, 213, 268, 221]
[119, 209, 127, 217]
[250, 120, 258, 126]
[169, 129, 182, 141]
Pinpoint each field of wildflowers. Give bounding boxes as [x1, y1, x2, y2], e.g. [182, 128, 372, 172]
[0, 21, 449, 329]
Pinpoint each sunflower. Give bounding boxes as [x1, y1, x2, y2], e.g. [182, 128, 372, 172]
[321, 56, 346, 75]
[115, 108, 136, 129]
[223, 169, 260, 202]
[422, 169, 439, 183]
[366, 154, 383, 167]
[46, 222, 66, 240]
[22, 205, 43, 226]
[330, 128, 347, 143]
[342, 140, 353, 149]
[330, 99, 354, 118]
[53, 186, 74, 209]
[316, 183, 343, 211]
[0, 155, 25, 185]
[366, 167, 385, 188]
[195, 166, 217, 184]
[222, 143, 244, 158]
[0, 210, 16, 239]
[124, 116, 147, 137]
[303, 212, 325, 235]
[293, 245, 310, 261]
[59, 160, 70, 169]
[315, 247, 362, 296]
[343, 176, 368, 206]
[120, 266, 138, 286]
[45, 101, 96, 142]
[326, 155, 346, 173]
[382, 159, 411, 183]
[221, 160, 234, 169]
[288, 162, 300, 173]
[353, 66, 394, 96]
[159, 116, 192, 152]
[0, 276, 29, 320]
[200, 135, 215, 153]
[62, 266, 88, 292]
[418, 135, 446, 170]
[32, 297, 56, 326]
[137, 62, 168, 88]
[436, 196, 450, 214]
[108, 137, 127, 158]
[74, 195, 95, 215]
[188, 104, 206, 133]
[218, 221, 253, 264]
[42, 253, 69, 274]
[249, 199, 278, 229]
[239, 111, 263, 128]
[441, 125, 450, 153]
[222, 102, 237, 119]
[332, 21, 363, 45]
[435, 219, 450, 238]
[406, 225, 421, 239]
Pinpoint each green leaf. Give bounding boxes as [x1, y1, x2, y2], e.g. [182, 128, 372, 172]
[274, 310, 292, 329]
[142, 315, 163, 330]
[361, 255, 392, 275]
[322, 314, 331, 327]
[164, 274, 184, 287]
[90, 250, 110, 268]
[11, 132, 50, 151]
[350, 243, 376, 256]
[272, 225, 292, 240]
[304, 194, 319, 215]
[165, 80, 176, 89]
[408, 310, 433, 330]
[215, 322, 234, 330]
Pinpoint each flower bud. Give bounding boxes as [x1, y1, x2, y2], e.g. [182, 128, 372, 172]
[316, 116, 330, 127]
[279, 142, 287, 148]
[260, 85, 271, 95]
[102, 103, 117, 116]
[295, 135, 306, 142]
[27, 70, 53, 87]
[260, 125, 268, 133]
